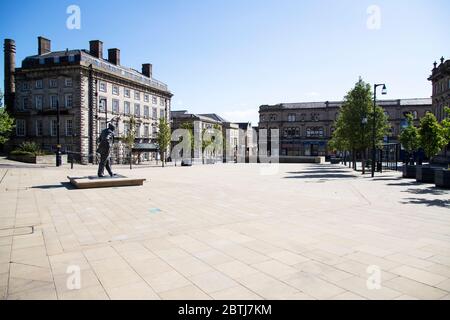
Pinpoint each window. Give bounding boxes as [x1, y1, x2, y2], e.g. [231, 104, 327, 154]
[21, 97, 29, 110]
[112, 85, 119, 95]
[152, 107, 157, 119]
[152, 126, 157, 136]
[50, 95, 58, 109]
[270, 114, 277, 121]
[65, 94, 73, 108]
[134, 103, 140, 117]
[160, 109, 165, 119]
[160, 98, 165, 106]
[65, 78, 73, 87]
[136, 124, 141, 138]
[124, 88, 130, 98]
[134, 91, 140, 100]
[384, 111, 389, 118]
[35, 120, 43, 136]
[124, 101, 130, 115]
[35, 96, 43, 110]
[54, 56, 60, 64]
[22, 82, 30, 91]
[152, 96, 157, 105]
[411, 110, 418, 119]
[49, 79, 58, 88]
[144, 125, 149, 138]
[50, 119, 57, 136]
[99, 121, 107, 130]
[144, 106, 149, 118]
[144, 94, 149, 102]
[99, 81, 107, 92]
[68, 55, 75, 62]
[112, 99, 119, 114]
[99, 98, 107, 112]
[66, 119, 73, 136]
[124, 122, 130, 135]
[288, 114, 296, 122]
[260, 115, 266, 121]
[16, 119, 26, 136]
[35, 80, 43, 89]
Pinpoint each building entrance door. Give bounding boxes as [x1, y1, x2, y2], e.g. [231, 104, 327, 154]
[310, 144, 319, 156]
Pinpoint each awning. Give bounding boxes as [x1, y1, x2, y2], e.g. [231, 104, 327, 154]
[132, 143, 159, 152]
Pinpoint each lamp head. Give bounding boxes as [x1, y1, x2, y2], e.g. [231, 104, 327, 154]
[381, 84, 387, 95]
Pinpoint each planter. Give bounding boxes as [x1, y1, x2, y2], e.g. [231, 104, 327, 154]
[435, 169, 450, 189]
[416, 166, 436, 183]
[402, 165, 417, 179]
[8, 154, 67, 165]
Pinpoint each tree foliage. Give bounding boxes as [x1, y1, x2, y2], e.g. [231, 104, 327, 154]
[329, 78, 389, 155]
[157, 117, 171, 167]
[122, 116, 136, 149]
[441, 106, 450, 144]
[0, 91, 15, 145]
[399, 113, 420, 156]
[418, 112, 446, 159]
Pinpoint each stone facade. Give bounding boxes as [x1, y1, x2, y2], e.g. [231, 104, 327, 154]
[258, 98, 432, 157]
[4, 37, 173, 164]
[171, 111, 255, 163]
[429, 57, 450, 121]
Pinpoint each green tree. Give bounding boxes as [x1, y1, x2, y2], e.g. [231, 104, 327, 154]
[122, 116, 136, 169]
[329, 78, 389, 173]
[418, 112, 446, 162]
[0, 90, 15, 145]
[157, 117, 171, 167]
[440, 107, 450, 165]
[399, 113, 420, 165]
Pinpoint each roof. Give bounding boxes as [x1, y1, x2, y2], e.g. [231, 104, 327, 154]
[199, 113, 230, 123]
[260, 98, 432, 111]
[21, 49, 170, 93]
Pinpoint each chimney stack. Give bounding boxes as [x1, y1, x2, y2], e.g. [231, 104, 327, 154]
[108, 48, 120, 65]
[38, 36, 51, 55]
[4, 39, 16, 112]
[142, 63, 152, 78]
[89, 40, 103, 59]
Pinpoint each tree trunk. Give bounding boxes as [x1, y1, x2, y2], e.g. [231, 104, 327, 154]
[129, 151, 132, 170]
[361, 150, 365, 175]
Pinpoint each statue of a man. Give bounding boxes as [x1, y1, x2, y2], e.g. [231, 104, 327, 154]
[97, 123, 115, 177]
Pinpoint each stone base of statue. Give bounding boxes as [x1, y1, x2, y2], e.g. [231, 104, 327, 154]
[67, 174, 146, 189]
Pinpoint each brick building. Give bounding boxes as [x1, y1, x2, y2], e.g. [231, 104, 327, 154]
[3, 36, 172, 164]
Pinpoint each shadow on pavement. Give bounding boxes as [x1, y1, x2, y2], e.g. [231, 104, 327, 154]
[401, 197, 450, 208]
[403, 188, 448, 196]
[285, 173, 356, 179]
[31, 182, 75, 190]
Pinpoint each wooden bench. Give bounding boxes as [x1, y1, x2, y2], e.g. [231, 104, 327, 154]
[67, 175, 146, 189]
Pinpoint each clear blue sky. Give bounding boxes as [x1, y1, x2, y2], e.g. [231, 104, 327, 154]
[1, 0, 449, 124]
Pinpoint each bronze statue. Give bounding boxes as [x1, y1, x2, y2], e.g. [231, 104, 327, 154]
[97, 123, 115, 177]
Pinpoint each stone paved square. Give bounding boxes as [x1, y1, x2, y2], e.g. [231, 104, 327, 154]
[0, 160, 449, 300]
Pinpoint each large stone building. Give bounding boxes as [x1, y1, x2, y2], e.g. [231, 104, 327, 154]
[3, 36, 172, 164]
[429, 56, 450, 121]
[258, 98, 432, 157]
[170, 110, 256, 162]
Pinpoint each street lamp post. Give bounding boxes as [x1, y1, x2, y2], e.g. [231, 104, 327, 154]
[371, 83, 387, 177]
[56, 98, 62, 167]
